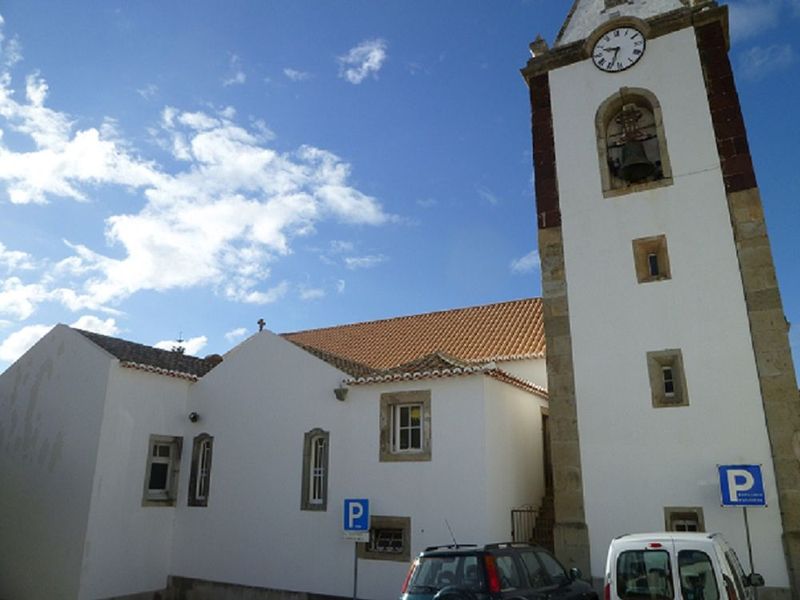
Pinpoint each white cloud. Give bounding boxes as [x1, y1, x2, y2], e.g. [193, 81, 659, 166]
[0, 15, 22, 69]
[70, 315, 119, 336]
[0, 277, 48, 319]
[225, 327, 248, 342]
[0, 17, 393, 322]
[223, 54, 246, 87]
[739, 44, 797, 79]
[299, 286, 325, 301]
[345, 254, 386, 270]
[336, 279, 346, 294]
[728, 0, 782, 41]
[330, 240, 355, 254]
[477, 186, 500, 205]
[417, 197, 438, 208]
[338, 39, 387, 84]
[0, 323, 51, 361]
[510, 250, 540, 274]
[136, 84, 158, 101]
[283, 68, 310, 82]
[154, 335, 208, 356]
[0, 242, 35, 271]
[0, 63, 390, 317]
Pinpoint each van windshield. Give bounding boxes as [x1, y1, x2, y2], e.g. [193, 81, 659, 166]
[617, 550, 674, 600]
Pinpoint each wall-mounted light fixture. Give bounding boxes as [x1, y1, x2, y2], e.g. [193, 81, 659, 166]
[334, 386, 348, 402]
[188, 412, 200, 423]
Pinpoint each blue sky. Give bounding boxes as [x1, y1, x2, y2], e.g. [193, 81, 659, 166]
[0, 0, 798, 372]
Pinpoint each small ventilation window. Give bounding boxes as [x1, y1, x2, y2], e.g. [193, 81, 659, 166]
[647, 349, 689, 408]
[633, 235, 671, 283]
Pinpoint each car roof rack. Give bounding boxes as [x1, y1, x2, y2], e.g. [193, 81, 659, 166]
[483, 542, 536, 550]
[424, 544, 478, 551]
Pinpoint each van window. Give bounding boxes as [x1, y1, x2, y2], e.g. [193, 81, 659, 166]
[617, 550, 674, 600]
[678, 550, 719, 600]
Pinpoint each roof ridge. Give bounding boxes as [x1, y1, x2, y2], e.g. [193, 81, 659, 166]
[281, 297, 541, 336]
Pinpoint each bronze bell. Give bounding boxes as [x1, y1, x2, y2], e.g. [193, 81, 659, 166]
[620, 140, 656, 182]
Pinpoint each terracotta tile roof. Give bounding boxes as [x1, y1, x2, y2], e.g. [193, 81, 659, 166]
[282, 298, 545, 371]
[75, 329, 220, 380]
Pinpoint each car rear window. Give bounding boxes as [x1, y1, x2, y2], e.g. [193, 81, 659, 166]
[678, 550, 719, 600]
[409, 554, 485, 593]
[616, 550, 674, 600]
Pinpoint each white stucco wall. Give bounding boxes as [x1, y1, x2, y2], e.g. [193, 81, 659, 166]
[483, 376, 548, 541]
[549, 27, 788, 584]
[79, 366, 193, 599]
[165, 332, 545, 600]
[496, 356, 547, 386]
[0, 325, 112, 600]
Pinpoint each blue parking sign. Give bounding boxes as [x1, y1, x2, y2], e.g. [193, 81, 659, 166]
[344, 499, 369, 531]
[719, 465, 766, 507]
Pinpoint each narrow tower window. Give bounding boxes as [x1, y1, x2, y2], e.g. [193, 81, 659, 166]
[648, 253, 660, 277]
[647, 350, 689, 408]
[632, 235, 671, 283]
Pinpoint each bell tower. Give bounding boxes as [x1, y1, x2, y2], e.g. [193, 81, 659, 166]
[523, 0, 800, 595]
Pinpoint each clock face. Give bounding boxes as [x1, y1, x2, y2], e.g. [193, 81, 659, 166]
[592, 26, 646, 72]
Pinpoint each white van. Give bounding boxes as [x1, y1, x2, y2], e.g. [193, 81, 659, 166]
[604, 533, 764, 600]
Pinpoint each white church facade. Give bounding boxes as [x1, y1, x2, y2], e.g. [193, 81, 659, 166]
[523, 0, 799, 597]
[1, 0, 799, 599]
[0, 300, 551, 600]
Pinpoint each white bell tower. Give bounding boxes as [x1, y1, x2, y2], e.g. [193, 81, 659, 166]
[523, 1, 800, 596]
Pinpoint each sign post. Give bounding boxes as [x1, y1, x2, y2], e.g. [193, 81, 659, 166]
[718, 464, 765, 577]
[344, 499, 370, 600]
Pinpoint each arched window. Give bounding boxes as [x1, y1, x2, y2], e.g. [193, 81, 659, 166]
[596, 88, 672, 196]
[188, 433, 213, 507]
[301, 428, 329, 510]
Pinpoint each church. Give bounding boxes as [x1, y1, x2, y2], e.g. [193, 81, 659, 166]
[0, 0, 798, 599]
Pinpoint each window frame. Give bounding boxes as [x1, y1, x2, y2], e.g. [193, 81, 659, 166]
[379, 390, 431, 462]
[647, 349, 689, 408]
[301, 428, 330, 511]
[142, 434, 181, 507]
[357, 515, 411, 562]
[664, 506, 705, 533]
[188, 433, 214, 507]
[632, 235, 671, 284]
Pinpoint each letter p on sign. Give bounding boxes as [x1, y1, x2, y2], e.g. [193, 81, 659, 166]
[719, 465, 765, 507]
[727, 469, 754, 502]
[344, 498, 369, 531]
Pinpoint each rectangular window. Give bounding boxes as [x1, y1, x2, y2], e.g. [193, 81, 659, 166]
[357, 515, 411, 562]
[648, 253, 660, 277]
[188, 434, 213, 507]
[394, 403, 423, 452]
[143, 435, 181, 506]
[662, 366, 675, 396]
[647, 350, 689, 408]
[633, 235, 671, 283]
[379, 391, 431, 462]
[664, 507, 705, 533]
[616, 550, 674, 599]
[301, 428, 329, 510]
[678, 551, 719, 600]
